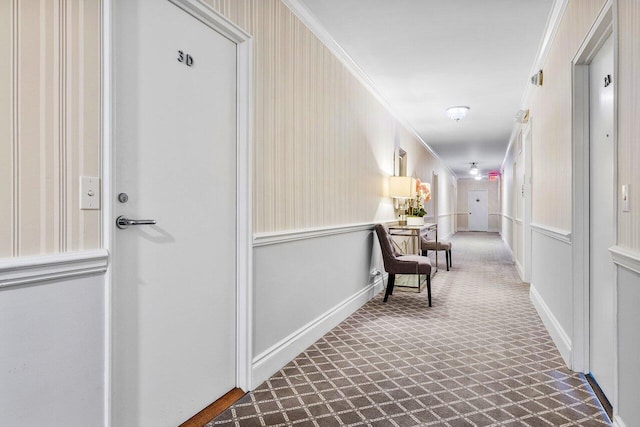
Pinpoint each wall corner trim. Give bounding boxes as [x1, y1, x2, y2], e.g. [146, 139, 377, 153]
[251, 272, 386, 387]
[530, 222, 572, 244]
[529, 284, 572, 367]
[0, 249, 109, 289]
[609, 245, 640, 276]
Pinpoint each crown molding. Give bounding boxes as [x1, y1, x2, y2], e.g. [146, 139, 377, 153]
[280, 0, 457, 179]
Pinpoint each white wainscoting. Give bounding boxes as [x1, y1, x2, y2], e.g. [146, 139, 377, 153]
[530, 227, 573, 367]
[615, 265, 640, 426]
[0, 269, 106, 426]
[251, 227, 385, 387]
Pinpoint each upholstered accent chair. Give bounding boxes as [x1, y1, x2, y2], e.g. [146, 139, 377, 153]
[374, 224, 432, 306]
[420, 237, 452, 271]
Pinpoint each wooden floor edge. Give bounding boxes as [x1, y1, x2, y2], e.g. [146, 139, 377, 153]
[180, 387, 246, 427]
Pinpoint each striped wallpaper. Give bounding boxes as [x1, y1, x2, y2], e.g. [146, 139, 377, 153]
[207, 0, 456, 233]
[529, 0, 606, 231]
[617, 0, 640, 251]
[0, 0, 101, 258]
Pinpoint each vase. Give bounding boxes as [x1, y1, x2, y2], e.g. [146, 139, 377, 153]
[406, 216, 424, 226]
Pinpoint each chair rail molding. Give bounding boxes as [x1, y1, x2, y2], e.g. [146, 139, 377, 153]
[253, 222, 384, 247]
[0, 249, 109, 289]
[530, 222, 572, 244]
[609, 245, 640, 276]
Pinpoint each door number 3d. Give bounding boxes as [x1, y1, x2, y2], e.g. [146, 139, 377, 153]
[177, 50, 194, 67]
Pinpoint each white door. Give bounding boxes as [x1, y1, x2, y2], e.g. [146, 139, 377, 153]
[468, 190, 488, 231]
[113, 1, 238, 425]
[589, 35, 614, 402]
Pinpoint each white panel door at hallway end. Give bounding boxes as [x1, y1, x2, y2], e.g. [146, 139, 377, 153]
[468, 190, 488, 232]
[113, 0, 238, 425]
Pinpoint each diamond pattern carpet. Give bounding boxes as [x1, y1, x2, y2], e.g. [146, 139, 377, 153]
[208, 232, 610, 426]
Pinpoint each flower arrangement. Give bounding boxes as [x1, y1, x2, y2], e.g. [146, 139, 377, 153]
[407, 179, 431, 217]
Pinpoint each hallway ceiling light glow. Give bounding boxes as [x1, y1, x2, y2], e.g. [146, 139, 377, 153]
[446, 106, 470, 122]
[474, 175, 482, 181]
[469, 162, 479, 175]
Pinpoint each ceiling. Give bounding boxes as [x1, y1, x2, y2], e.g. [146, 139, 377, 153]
[297, 0, 555, 177]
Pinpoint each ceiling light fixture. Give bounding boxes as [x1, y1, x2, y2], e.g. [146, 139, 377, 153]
[474, 175, 482, 181]
[469, 162, 479, 176]
[446, 106, 470, 122]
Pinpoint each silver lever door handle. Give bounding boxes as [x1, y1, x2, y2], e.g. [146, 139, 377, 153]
[116, 215, 157, 229]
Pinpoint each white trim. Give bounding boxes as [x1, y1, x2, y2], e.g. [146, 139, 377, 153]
[609, 246, 640, 276]
[168, 0, 251, 43]
[253, 222, 377, 247]
[101, 0, 114, 424]
[530, 284, 572, 366]
[0, 250, 109, 289]
[281, 0, 457, 180]
[515, 260, 524, 280]
[251, 273, 386, 387]
[514, 218, 523, 224]
[437, 213, 454, 218]
[530, 222, 572, 244]
[613, 415, 627, 427]
[502, 213, 514, 221]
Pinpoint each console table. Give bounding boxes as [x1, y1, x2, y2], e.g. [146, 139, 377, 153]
[388, 223, 438, 291]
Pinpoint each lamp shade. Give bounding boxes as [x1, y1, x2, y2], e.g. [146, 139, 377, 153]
[389, 176, 416, 199]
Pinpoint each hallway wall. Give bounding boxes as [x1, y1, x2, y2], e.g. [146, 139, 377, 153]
[207, 0, 458, 386]
[613, 0, 640, 423]
[0, 2, 105, 426]
[516, 0, 640, 425]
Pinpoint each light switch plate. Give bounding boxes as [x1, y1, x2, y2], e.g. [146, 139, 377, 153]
[622, 184, 629, 212]
[80, 176, 100, 210]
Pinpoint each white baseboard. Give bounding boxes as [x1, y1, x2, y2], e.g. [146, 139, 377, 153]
[251, 273, 386, 387]
[530, 284, 572, 367]
[613, 415, 627, 427]
[515, 260, 524, 281]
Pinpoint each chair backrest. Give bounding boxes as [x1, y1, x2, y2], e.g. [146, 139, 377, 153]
[375, 224, 400, 270]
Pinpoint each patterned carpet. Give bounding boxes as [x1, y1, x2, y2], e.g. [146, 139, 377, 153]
[208, 232, 610, 426]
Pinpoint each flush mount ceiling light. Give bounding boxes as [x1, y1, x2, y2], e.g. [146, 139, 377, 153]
[446, 106, 470, 122]
[469, 162, 479, 176]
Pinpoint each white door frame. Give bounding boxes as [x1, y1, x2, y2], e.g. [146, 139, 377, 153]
[571, 0, 616, 410]
[102, 1, 253, 424]
[522, 121, 533, 283]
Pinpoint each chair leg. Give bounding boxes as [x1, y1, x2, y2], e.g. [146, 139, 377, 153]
[383, 274, 395, 302]
[445, 250, 450, 271]
[449, 250, 452, 268]
[426, 275, 432, 307]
